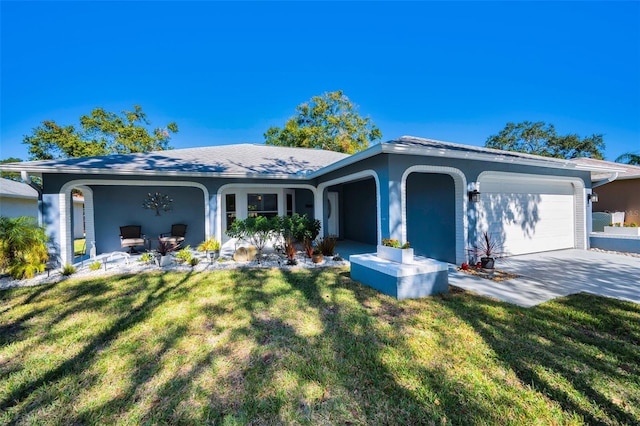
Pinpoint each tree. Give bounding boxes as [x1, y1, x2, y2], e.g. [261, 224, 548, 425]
[23, 105, 178, 160]
[264, 90, 382, 154]
[485, 121, 605, 160]
[0, 157, 23, 181]
[616, 152, 640, 165]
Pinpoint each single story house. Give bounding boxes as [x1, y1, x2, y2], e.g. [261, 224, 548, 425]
[0, 136, 618, 266]
[0, 177, 39, 219]
[571, 157, 640, 226]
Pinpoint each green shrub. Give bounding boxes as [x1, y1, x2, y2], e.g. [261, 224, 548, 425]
[61, 264, 77, 276]
[197, 237, 221, 252]
[89, 261, 101, 271]
[278, 214, 321, 242]
[227, 216, 276, 258]
[0, 216, 49, 279]
[190, 257, 200, 267]
[176, 245, 193, 263]
[139, 252, 154, 263]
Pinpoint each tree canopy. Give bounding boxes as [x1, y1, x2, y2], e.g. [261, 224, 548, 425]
[615, 152, 640, 166]
[23, 105, 178, 160]
[485, 121, 605, 160]
[264, 90, 382, 154]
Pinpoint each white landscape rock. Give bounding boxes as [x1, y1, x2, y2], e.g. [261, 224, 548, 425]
[0, 251, 349, 290]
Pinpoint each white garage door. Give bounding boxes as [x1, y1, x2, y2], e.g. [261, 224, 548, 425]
[479, 175, 576, 256]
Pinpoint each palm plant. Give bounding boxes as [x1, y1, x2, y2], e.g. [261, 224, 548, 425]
[0, 216, 49, 279]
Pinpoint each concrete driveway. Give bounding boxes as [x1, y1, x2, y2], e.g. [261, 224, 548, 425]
[448, 249, 640, 307]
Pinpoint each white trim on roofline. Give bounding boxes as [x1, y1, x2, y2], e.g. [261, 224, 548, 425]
[2, 166, 317, 180]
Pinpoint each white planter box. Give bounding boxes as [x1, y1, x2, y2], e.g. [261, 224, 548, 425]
[377, 245, 414, 264]
[156, 255, 173, 267]
[603, 226, 640, 236]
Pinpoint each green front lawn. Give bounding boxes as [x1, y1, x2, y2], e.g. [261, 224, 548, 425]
[1, 268, 638, 425]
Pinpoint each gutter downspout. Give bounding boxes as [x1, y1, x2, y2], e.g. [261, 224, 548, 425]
[21, 171, 44, 227]
[592, 172, 619, 189]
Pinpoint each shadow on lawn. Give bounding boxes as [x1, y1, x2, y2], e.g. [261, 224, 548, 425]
[211, 268, 500, 424]
[3, 268, 638, 424]
[439, 290, 640, 425]
[0, 271, 198, 422]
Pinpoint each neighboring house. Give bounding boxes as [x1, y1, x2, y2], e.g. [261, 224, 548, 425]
[0, 177, 38, 218]
[0, 137, 617, 266]
[72, 195, 85, 239]
[0, 177, 85, 238]
[571, 158, 640, 226]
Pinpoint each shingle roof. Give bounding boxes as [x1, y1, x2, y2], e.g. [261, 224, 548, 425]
[1, 144, 350, 178]
[0, 178, 38, 199]
[570, 157, 640, 180]
[391, 136, 592, 164]
[1, 137, 621, 179]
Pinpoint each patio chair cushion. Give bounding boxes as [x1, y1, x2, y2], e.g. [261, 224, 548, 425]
[120, 225, 144, 248]
[159, 224, 187, 247]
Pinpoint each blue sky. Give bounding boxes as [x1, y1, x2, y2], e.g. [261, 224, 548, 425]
[2, 1, 639, 162]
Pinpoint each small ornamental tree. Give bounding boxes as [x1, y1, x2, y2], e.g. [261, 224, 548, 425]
[226, 216, 276, 259]
[226, 214, 321, 260]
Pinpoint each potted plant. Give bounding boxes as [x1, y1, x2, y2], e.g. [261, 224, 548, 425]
[311, 248, 324, 264]
[317, 236, 337, 256]
[469, 232, 503, 270]
[198, 237, 221, 261]
[283, 237, 297, 265]
[155, 238, 177, 267]
[603, 222, 640, 236]
[303, 237, 314, 258]
[377, 238, 413, 264]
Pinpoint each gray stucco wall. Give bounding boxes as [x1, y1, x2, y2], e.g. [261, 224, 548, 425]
[92, 185, 205, 253]
[406, 173, 456, 263]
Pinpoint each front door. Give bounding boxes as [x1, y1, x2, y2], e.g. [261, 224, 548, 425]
[327, 191, 339, 237]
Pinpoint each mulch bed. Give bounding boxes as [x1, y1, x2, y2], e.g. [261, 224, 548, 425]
[456, 266, 520, 282]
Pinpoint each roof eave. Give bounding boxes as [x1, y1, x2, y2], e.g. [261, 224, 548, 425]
[0, 164, 315, 181]
[0, 193, 38, 200]
[309, 143, 384, 178]
[381, 143, 624, 173]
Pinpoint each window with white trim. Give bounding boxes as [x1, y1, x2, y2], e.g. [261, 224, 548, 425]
[247, 193, 278, 218]
[226, 194, 236, 230]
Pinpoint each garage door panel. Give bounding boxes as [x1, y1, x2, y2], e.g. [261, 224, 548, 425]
[479, 178, 575, 256]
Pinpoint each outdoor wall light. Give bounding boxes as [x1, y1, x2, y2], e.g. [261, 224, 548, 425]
[468, 189, 481, 203]
[588, 193, 599, 203]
